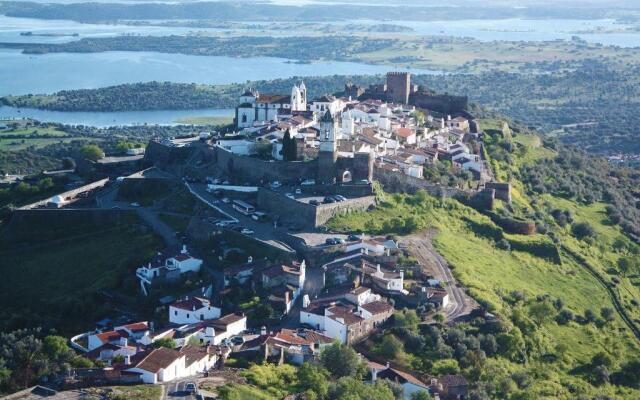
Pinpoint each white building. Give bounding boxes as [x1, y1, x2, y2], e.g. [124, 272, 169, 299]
[370, 362, 432, 400]
[136, 246, 203, 295]
[300, 300, 393, 344]
[235, 83, 306, 128]
[87, 322, 150, 351]
[199, 313, 247, 345]
[124, 346, 219, 384]
[169, 296, 221, 325]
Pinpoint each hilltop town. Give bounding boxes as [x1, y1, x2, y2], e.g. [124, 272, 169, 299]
[3, 69, 640, 400]
[0, 72, 506, 399]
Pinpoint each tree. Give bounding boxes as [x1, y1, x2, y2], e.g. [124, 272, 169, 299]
[528, 300, 556, 325]
[379, 334, 404, 360]
[297, 363, 330, 399]
[571, 222, 596, 240]
[152, 338, 176, 349]
[600, 307, 615, 323]
[411, 391, 431, 400]
[282, 129, 297, 161]
[320, 342, 366, 379]
[584, 309, 597, 323]
[80, 144, 104, 161]
[618, 256, 638, 277]
[328, 377, 395, 400]
[394, 309, 420, 333]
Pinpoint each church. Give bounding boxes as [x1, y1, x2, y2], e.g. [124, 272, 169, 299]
[235, 82, 307, 128]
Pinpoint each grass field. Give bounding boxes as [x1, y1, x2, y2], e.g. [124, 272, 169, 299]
[0, 137, 79, 151]
[84, 385, 162, 400]
[327, 127, 640, 398]
[175, 115, 234, 125]
[0, 219, 160, 334]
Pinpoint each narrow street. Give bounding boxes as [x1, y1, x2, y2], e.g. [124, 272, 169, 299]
[401, 233, 477, 321]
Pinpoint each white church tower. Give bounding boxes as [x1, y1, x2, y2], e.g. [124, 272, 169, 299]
[291, 82, 307, 112]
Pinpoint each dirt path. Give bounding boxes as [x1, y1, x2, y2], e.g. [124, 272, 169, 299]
[400, 232, 477, 321]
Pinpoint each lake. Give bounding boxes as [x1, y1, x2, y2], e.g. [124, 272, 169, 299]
[0, 49, 440, 97]
[0, 106, 235, 127]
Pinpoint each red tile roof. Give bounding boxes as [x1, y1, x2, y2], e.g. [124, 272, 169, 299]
[171, 296, 210, 311]
[131, 347, 182, 373]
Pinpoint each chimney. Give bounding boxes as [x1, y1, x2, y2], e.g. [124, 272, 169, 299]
[248, 256, 253, 263]
[386, 362, 390, 369]
[376, 264, 381, 273]
[261, 326, 267, 335]
[124, 355, 131, 366]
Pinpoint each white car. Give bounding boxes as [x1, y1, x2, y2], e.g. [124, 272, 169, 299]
[130, 202, 140, 207]
[285, 193, 295, 199]
[301, 179, 315, 186]
[295, 188, 302, 195]
[270, 181, 282, 189]
[241, 228, 254, 235]
[222, 197, 231, 203]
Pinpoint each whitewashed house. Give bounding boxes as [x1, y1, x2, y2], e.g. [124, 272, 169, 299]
[169, 296, 221, 325]
[125, 347, 186, 384]
[87, 322, 150, 351]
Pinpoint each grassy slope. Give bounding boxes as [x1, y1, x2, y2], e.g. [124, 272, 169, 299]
[0, 220, 160, 334]
[327, 125, 640, 399]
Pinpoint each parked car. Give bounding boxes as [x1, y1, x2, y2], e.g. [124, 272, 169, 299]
[334, 195, 347, 201]
[270, 181, 282, 189]
[241, 228, 254, 235]
[301, 179, 316, 186]
[222, 197, 231, 203]
[323, 196, 336, 204]
[309, 199, 320, 206]
[231, 336, 245, 345]
[295, 188, 302, 195]
[185, 382, 197, 395]
[130, 202, 140, 207]
[222, 180, 230, 185]
[285, 193, 295, 199]
[325, 238, 337, 245]
[348, 234, 362, 241]
[334, 237, 345, 244]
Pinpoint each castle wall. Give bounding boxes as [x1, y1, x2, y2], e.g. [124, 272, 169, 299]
[409, 93, 469, 115]
[256, 188, 375, 228]
[211, 146, 318, 184]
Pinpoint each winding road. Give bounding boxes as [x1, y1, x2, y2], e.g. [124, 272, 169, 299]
[401, 233, 476, 321]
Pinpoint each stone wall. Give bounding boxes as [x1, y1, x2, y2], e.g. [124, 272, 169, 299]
[485, 182, 511, 203]
[373, 167, 462, 198]
[144, 140, 193, 167]
[314, 195, 376, 227]
[210, 146, 318, 184]
[19, 178, 111, 210]
[256, 188, 375, 228]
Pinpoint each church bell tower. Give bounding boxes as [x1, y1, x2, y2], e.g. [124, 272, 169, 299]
[318, 110, 338, 184]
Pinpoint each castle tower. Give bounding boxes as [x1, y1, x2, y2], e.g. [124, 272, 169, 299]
[386, 72, 411, 105]
[318, 110, 338, 184]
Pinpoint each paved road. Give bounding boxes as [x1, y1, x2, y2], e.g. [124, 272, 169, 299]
[164, 379, 197, 400]
[401, 234, 476, 321]
[186, 182, 296, 253]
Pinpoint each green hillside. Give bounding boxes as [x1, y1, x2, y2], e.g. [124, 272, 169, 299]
[327, 122, 640, 399]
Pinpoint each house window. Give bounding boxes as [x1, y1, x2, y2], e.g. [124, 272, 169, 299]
[242, 115, 247, 123]
[187, 313, 190, 318]
[200, 314, 204, 321]
[174, 311, 178, 316]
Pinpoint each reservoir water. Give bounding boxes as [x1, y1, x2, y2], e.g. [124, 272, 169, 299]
[0, 107, 235, 127]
